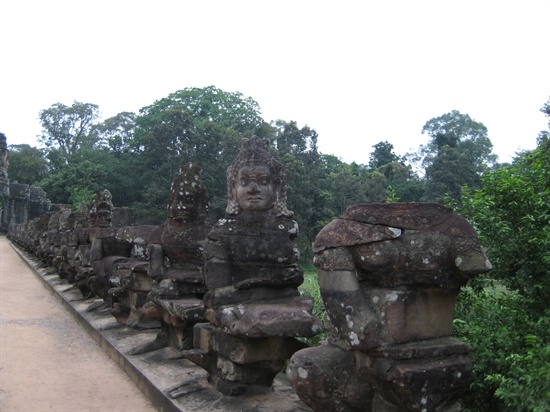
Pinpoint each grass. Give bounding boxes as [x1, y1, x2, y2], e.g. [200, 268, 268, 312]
[298, 266, 327, 345]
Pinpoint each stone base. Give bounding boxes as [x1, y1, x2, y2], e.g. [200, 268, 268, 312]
[185, 323, 308, 396]
[288, 338, 472, 412]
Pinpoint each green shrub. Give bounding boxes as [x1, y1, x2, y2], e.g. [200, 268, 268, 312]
[299, 270, 327, 346]
[454, 288, 550, 411]
[486, 335, 550, 412]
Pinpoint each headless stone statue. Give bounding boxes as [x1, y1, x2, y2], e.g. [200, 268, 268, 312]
[287, 202, 492, 411]
[185, 137, 321, 396]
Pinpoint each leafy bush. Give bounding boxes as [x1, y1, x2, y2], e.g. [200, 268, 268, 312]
[298, 270, 327, 346]
[486, 335, 550, 412]
[454, 288, 550, 411]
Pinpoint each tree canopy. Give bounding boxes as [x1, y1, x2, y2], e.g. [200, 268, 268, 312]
[414, 110, 497, 203]
[6, 144, 48, 184]
[38, 101, 100, 168]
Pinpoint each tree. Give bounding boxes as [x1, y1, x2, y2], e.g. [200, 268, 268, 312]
[7, 144, 48, 184]
[92, 111, 137, 154]
[271, 120, 318, 156]
[417, 110, 496, 203]
[134, 86, 265, 151]
[37, 158, 108, 206]
[193, 121, 242, 218]
[453, 98, 550, 411]
[38, 101, 100, 167]
[368, 141, 423, 202]
[421, 110, 496, 169]
[424, 145, 480, 203]
[269, 120, 326, 262]
[141, 109, 197, 173]
[369, 141, 399, 169]
[459, 108, 550, 310]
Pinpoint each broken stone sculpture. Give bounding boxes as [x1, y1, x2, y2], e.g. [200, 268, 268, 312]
[287, 202, 492, 411]
[107, 223, 158, 326]
[128, 163, 211, 354]
[80, 189, 120, 304]
[77, 189, 157, 317]
[184, 136, 322, 396]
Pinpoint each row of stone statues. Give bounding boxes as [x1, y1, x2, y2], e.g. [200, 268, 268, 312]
[7, 136, 492, 411]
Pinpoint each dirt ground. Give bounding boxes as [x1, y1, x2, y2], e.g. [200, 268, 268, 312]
[0, 236, 156, 412]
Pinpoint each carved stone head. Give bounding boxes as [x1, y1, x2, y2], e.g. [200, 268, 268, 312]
[225, 136, 292, 217]
[93, 189, 113, 228]
[167, 163, 209, 223]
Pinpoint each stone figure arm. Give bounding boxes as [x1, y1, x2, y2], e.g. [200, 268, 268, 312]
[147, 243, 166, 279]
[315, 247, 381, 351]
[89, 237, 103, 262]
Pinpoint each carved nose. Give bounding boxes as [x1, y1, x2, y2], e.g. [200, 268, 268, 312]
[249, 182, 259, 191]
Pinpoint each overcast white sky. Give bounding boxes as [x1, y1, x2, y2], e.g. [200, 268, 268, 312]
[1, 0, 549, 165]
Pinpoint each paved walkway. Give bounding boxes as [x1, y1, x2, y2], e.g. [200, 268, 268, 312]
[0, 236, 156, 412]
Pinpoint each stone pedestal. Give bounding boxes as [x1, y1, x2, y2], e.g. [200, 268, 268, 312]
[188, 322, 308, 396]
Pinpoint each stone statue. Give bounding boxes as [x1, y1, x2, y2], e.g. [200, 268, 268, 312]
[287, 202, 492, 411]
[127, 164, 210, 354]
[0, 132, 8, 187]
[185, 137, 321, 396]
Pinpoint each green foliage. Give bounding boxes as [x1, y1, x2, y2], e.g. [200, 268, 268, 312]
[454, 288, 550, 411]
[68, 187, 95, 208]
[487, 336, 550, 412]
[134, 85, 264, 150]
[92, 111, 137, 154]
[37, 158, 108, 206]
[369, 141, 399, 169]
[459, 135, 550, 311]
[7, 144, 48, 184]
[298, 270, 326, 346]
[418, 110, 496, 203]
[424, 145, 480, 203]
[272, 120, 330, 263]
[453, 98, 550, 411]
[38, 101, 100, 168]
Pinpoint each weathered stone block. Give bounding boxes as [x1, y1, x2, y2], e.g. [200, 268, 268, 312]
[204, 286, 300, 312]
[231, 263, 303, 289]
[193, 322, 306, 364]
[321, 284, 458, 350]
[213, 296, 323, 338]
[216, 356, 284, 386]
[159, 298, 205, 322]
[364, 355, 472, 411]
[287, 344, 374, 412]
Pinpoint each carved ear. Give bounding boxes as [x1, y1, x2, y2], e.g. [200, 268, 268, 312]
[273, 177, 282, 191]
[225, 179, 240, 215]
